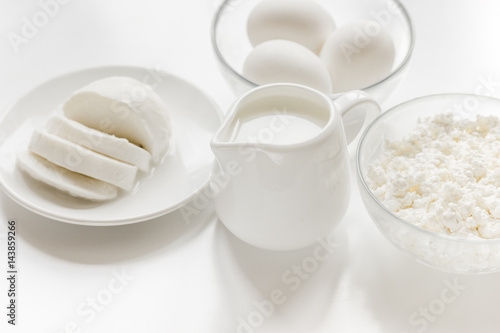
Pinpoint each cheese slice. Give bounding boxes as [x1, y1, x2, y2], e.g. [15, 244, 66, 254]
[29, 130, 138, 191]
[17, 150, 118, 201]
[45, 113, 151, 172]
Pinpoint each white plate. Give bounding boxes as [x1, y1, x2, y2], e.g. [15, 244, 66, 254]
[0, 65, 223, 225]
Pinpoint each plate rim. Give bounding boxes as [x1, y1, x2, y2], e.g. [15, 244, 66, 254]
[0, 65, 224, 226]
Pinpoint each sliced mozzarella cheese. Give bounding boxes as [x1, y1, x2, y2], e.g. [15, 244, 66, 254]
[45, 113, 151, 172]
[29, 130, 138, 191]
[63, 76, 171, 163]
[17, 150, 118, 201]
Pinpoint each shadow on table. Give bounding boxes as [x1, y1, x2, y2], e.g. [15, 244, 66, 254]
[211, 220, 349, 333]
[1, 191, 213, 265]
[348, 226, 500, 333]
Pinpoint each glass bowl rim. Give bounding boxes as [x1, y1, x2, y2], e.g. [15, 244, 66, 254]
[356, 92, 500, 245]
[210, 0, 416, 93]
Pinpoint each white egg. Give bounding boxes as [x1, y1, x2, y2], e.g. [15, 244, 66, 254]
[247, 0, 335, 54]
[320, 20, 395, 93]
[243, 39, 333, 93]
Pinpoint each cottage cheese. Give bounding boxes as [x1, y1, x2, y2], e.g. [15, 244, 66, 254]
[367, 112, 500, 239]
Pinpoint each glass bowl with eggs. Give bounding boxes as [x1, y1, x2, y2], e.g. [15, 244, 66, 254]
[211, 0, 414, 102]
[357, 93, 500, 274]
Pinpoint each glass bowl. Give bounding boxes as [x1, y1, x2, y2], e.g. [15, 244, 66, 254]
[211, 0, 414, 102]
[357, 93, 500, 274]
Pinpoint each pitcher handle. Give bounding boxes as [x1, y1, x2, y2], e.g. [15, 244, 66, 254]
[330, 90, 381, 157]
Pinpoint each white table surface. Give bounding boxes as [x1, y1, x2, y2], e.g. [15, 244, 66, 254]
[2, 0, 500, 332]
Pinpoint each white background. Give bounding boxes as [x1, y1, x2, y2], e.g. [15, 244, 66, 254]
[1, 0, 500, 332]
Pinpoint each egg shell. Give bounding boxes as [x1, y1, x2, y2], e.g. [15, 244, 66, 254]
[320, 20, 395, 93]
[243, 39, 333, 93]
[247, 0, 336, 54]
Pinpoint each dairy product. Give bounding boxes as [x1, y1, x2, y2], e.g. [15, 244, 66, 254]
[228, 94, 328, 145]
[63, 76, 171, 163]
[18, 76, 171, 201]
[247, 0, 335, 54]
[243, 39, 333, 93]
[45, 113, 151, 172]
[230, 112, 323, 145]
[29, 130, 138, 191]
[17, 151, 118, 201]
[367, 112, 500, 239]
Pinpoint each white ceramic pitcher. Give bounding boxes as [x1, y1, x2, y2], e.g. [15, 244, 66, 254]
[210, 84, 380, 251]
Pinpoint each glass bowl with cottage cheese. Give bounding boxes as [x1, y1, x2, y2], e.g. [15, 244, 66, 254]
[211, 0, 414, 103]
[357, 93, 500, 274]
